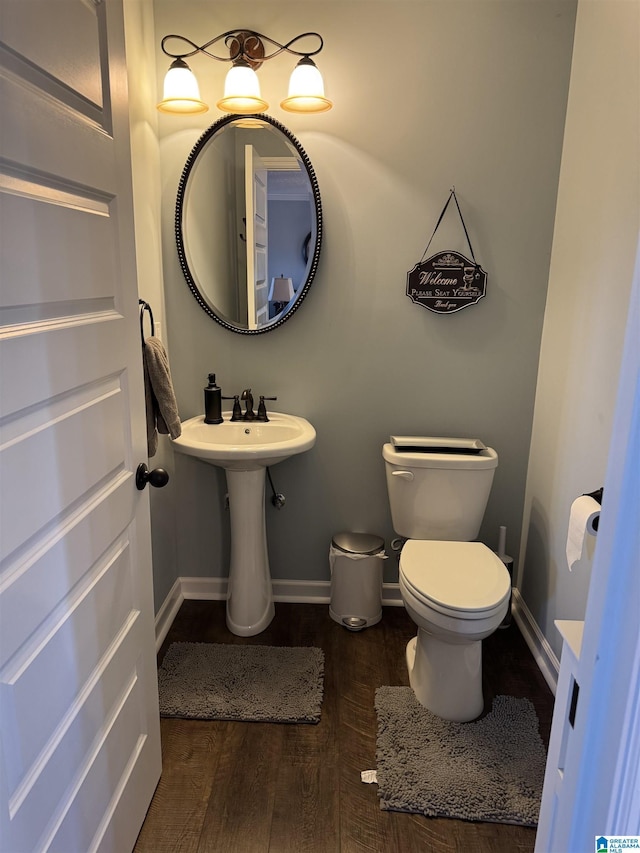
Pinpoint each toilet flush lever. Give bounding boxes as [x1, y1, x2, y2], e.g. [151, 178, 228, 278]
[392, 470, 414, 481]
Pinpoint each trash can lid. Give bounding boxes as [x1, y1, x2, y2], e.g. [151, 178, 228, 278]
[332, 531, 385, 555]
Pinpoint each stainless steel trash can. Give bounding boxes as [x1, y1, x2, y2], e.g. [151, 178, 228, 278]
[329, 532, 386, 631]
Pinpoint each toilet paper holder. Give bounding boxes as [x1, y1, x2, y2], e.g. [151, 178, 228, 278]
[582, 487, 603, 531]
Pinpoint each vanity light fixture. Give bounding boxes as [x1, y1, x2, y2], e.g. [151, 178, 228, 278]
[157, 30, 332, 116]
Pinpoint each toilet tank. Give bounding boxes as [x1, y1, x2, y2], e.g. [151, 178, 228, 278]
[382, 437, 498, 541]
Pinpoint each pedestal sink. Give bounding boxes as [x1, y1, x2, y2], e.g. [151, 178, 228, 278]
[172, 412, 316, 636]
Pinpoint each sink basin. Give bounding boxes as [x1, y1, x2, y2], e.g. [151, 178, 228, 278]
[172, 412, 316, 470]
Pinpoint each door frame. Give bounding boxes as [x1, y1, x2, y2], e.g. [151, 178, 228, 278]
[542, 235, 640, 847]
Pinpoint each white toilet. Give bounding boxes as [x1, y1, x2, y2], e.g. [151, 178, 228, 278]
[382, 436, 511, 722]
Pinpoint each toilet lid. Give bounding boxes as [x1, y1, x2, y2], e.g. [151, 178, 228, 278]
[400, 541, 510, 613]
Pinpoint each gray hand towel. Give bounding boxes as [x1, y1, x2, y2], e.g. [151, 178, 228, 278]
[143, 336, 182, 457]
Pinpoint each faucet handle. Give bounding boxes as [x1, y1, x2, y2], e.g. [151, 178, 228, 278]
[223, 395, 243, 421]
[257, 395, 277, 422]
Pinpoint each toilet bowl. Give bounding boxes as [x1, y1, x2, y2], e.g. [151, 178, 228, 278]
[399, 540, 510, 721]
[382, 436, 511, 722]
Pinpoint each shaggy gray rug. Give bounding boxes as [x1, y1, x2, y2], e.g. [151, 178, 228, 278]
[375, 687, 546, 826]
[158, 642, 324, 723]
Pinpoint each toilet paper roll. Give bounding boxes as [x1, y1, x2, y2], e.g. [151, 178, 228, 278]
[566, 496, 600, 571]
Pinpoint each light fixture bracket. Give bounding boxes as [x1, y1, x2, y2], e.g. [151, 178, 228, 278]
[160, 29, 324, 67]
[227, 31, 265, 71]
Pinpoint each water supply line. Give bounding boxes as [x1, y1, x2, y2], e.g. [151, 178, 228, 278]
[267, 467, 286, 509]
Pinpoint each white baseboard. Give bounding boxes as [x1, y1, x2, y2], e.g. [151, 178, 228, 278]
[181, 576, 228, 600]
[154, 579, 557, 697]
[154, 577, 184, 652]
[511, 587, 560, 695]
[155, 576, 402, 649]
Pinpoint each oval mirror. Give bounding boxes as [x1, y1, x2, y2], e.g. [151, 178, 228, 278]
[176, 114, 322, 334]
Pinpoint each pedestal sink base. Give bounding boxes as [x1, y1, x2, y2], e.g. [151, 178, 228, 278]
[225, 467, 275, 637]
[226, 599, 275, 637]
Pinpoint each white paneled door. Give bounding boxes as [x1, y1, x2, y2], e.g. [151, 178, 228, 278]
[245, 144, 269, 329]
[0, 1, 162, 851]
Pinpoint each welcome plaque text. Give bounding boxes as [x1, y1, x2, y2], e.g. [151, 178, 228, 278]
[406, 250, 487, 315]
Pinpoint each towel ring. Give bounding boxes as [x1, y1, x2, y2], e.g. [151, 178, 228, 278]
[139, 299, 155, 345]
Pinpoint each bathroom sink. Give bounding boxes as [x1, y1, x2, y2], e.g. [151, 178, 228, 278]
[173, 411, 316, 636]
[172, 412, 316, 470]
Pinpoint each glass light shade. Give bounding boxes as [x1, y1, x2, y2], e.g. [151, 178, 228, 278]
[157, 59, 208, 114]
[280, 57, 332, 113]
[217, 62, 268, 114]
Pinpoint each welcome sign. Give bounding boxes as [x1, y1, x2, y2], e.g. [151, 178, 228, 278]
[408, 189, 487, 316]
[406, 251, 487, 315]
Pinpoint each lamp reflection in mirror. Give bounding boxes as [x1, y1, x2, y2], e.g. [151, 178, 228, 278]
[269, 276, 295, 315]
[156, 30, 332, 116]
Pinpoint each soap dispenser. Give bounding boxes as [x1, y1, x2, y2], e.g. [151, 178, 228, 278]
[204, 373, 223, 424]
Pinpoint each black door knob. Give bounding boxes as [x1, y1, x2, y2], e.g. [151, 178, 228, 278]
[136, 463, 169, 491]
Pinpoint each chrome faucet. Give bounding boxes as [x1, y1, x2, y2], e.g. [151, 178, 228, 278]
[241, 388, 255, 420]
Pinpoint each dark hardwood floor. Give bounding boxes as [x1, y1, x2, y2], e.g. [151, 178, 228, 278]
[134, 600, 554, 853]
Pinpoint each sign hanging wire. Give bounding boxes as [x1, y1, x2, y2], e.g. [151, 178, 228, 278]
[420, 187, 477, 264]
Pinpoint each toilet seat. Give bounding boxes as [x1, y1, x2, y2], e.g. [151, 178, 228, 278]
[400, 540, 510, 620]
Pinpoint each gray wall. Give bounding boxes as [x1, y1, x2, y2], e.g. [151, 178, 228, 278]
[150, 0, 576, 602]
[518, 0, 639, 661]
[124, 0, 180, 613]
[268, 200, 311, 294]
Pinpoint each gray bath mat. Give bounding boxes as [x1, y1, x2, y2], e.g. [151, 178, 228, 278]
[158, 642, 324, 723]
[375, 687, 546, 826]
